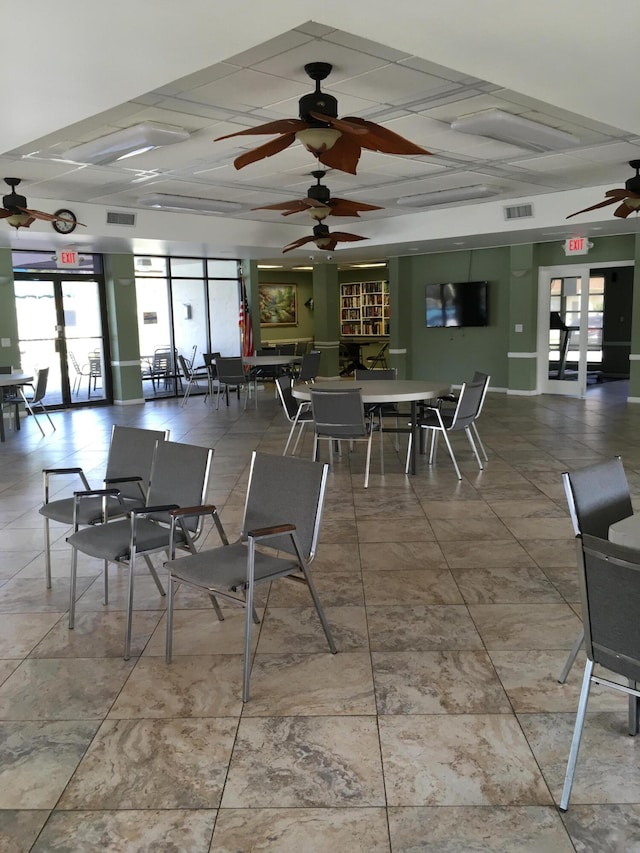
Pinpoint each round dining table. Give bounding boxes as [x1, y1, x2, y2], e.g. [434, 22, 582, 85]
[0, 372, 34, 442]
[292, 378, 449, 474]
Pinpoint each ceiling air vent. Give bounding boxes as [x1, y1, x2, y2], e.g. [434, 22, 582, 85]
[106, 211, 136, 226]
[503, 203, 534, 221]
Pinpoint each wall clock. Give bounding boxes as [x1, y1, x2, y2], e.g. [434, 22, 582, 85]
[52, 209, 78, 234]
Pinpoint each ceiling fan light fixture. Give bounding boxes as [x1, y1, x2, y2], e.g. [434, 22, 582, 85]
[5, 212, 33, 229]
[624, 197, 640, 210]
[314, 236, 332, 249]
[295, 127, 342, 155]
[397, 185, 499, 207]
[62, 123, 190, 165]
[138, 194, 243, 214]
[451, 109, 579, 151]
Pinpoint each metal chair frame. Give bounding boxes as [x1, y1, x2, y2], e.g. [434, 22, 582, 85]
[275, 375, 313, 456]
[20, 367, 55, 436]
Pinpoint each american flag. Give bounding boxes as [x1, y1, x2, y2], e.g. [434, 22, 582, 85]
[239, 288, 254, 357]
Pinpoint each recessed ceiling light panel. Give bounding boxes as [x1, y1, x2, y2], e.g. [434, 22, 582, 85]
[138, 194, 243, 214]
[451, 109, 579, 151]
[62, 123, 190, 165]
[397, 185, 499, 207]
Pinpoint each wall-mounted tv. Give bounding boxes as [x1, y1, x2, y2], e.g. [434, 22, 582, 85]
[425, 281, 489, 328]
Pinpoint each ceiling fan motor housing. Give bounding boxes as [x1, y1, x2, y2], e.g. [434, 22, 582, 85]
[308, 183, 330, 204]
[298, 91, 338, 124]
[2, 191, 27, 211]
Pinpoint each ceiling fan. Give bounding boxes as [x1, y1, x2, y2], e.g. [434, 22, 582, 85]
[0, 178, 85, 230]
[567, 160, 640, 220]
[282, 222, 367, 254]
[215, 62, 432, 175]
[253, 170, 382, 221]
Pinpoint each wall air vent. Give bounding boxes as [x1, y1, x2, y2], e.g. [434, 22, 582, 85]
[106, 211, 136, 226]
[503, 203, 534, 221]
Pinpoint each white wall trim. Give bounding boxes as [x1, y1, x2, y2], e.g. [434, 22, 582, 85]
[507, 388, 538, 396]
[113, 398, 145, 405]
[389, 348, 407, 355]
[629, 354, 640, 361]
[314, 341, 339, 348]
[112, 360, 142, 367]
[507, 351, 537, 358]
[627, 396, 640, 403]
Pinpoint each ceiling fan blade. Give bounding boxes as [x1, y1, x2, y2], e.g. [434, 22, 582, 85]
[303, 197, 331, 209]
[215, 119, 307, 141]
[20, 207, 87, 226]
[317, 135, 362, 174]
[234, 133, 296, 170]
[604, 188, 629, 198]
[343, 117, 432, 155]
[614, 202, 636, 219]
[309, 112, 368, 136]
[330, 198, 383, 216]
[0, 209, 13, 219]
[252, 200, 308, 213]
[324, 239, 338, 251]
[282, 235, 316, 254]
[566, 196, 619, 219]
[330, 232, 368, 243]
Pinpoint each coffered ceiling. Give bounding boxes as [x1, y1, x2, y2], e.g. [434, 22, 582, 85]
[2, 2, 639, 265]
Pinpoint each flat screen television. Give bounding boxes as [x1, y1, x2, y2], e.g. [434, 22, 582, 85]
[425, 281, 488, 328]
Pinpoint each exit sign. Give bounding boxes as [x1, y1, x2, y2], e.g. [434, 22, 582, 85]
[55, 250, 80, 268]
[563, 237, 592, 256]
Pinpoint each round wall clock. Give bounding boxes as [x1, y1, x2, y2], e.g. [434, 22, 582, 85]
[52, 209, 78, 234]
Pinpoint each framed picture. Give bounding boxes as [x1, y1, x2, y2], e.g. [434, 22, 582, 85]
[259, 284, 297, 326]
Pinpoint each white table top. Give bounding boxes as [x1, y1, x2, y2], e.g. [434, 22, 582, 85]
[0, 372, 33, 388]
[609, 514, 640, 548]
[243, 355, 302, 367]
[292, 379, 448, 404]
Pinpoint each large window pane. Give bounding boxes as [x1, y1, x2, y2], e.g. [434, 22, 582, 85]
[172, 279, 208, 366]
[135, 278, 176, 397]
[171, 258, 205, 277]
[209, 280, 241, 356]
[207, 260, 239, 278]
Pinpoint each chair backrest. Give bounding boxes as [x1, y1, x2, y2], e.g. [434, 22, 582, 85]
[242, 451, 329, 562]
[279, 343, 296, 355]
[146, 440, 213, 533]
[0, 366, 12, 374]
[203, 352, 220, 378]
[216, 357, 247, 384]
[88, 354, 101, 377]
[275, 375, 298, 422]
[579, 533, 640, 682]
[310, 388, 367, 439]
[152, 350, 172, 371]
[471, 371, 490, 415]
[105, 426, 169, 501]
[450, 379, 485, 430]
[31, 368, 50, 403]
[68, 353, 82, 373]
[298, 350, 321, 382]
[563, 457, 632, 538]
[177, 353, 191, 379]
[354, 368, 397, 381]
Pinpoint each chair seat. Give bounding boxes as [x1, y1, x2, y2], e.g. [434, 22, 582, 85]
[418, 410, 454, 429]
[39, 495, 141, 526]
[166, 541, 297, 590]
[68, 517, 184, 561]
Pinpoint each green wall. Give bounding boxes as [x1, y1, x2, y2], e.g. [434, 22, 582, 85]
[257, 270, 314, 346]
[0, 248, 20, 369]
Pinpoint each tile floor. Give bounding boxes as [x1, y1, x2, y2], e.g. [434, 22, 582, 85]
[0, 380, 639, 851]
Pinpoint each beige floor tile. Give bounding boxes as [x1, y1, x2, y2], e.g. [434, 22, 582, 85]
[0, 612, 63, 657]
[29, 610, 163, 658]
[357, 517, 435, 542]
[452, 565, 562, 604]
[257, 605, 369, 653]
[367, 604, 483, 652]
[0, 810, 50, 853]
[440, 539, 536, 569]
[468, 603, 582, 649]
[560, 804, 640, 852]
[362, 568, 463, 605]
[359, 541, 446, 571]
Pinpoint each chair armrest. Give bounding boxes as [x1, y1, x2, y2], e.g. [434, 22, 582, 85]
[74, 488, 121, 498]
[247, 522, 296, 541]
[130, 504, 179, 516]
[168, 504, 218, 519]
[44, 467, 85, 475]
[105, 475, 143, 486]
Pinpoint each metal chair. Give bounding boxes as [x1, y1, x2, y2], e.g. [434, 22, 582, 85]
[20, 367, 55, 436]
[310, 387, 379, 488]
[558, 456, 633, 684]
[164, 451, 336, 702]
[437, 371, 491, 461]
[142, 348, 173, 394]
[66, 440, 214, 659]
[177, 353, 209, 406]
[87, 352, 102, 399]
[202, 352, 221, 402]
[559, 532, 640, 811]
[366, 341, 389, 369]
[69, 352, 91, 396]
[406, 379, 485, 479]
[275, 375, 313, 456]
[39, 425, 168, 589]
[215, 356, 255, 409]
[354, 367, 399, 462]
[297, 350, 321, 383]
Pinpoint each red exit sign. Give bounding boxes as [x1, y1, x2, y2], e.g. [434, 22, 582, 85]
[563, 237, 592, 256]
[56, 250, 80, 268]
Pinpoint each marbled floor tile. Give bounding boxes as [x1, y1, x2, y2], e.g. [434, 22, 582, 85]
[541, 565, 581, 603]
[439, 539, 536, 569]
[352, 493, 425, 520]
[0, 810, 49, 853]
[0, 551, 42, 579]
[561, 804, 640, 853]
[501, 516, 574, 540]
[357, 517, 434, 542]
[311, 542, 362, 572]
[0, 660, 21, 690]
[429, 516, 514, 543]
[387, 805, 575, 852]
[462, 484, 546, 502]
[373, 649, 509, 715]
[266, 571, 364, 607]
[59, 717, 238, 809]
[520, 538, 577, 567]
[15, 548, 103, 580]
[359, 541, 446, 572]
[222, 716, 385, 808]
[31, 809, 217, 853]
[379, 715, 552, 806]
[243, 652, 375, 716]
[468, 603, 582, 650]
[256, 605, 369, 653]
[485, 498, 567, 519]
[419, 499, 497, 519]
[362, 568, 463, 606]
[489, 651, 628, 713]
[318, 517, 358, 543]
[0, 577, 94, 613]
[0, 528, 53, 551]
[212, 807, 390, 853]
[0, 612, 63, 657]
[109, 655, 244, 718]
[519, 712, 640, 805]
[0, 657, 135, 720]
[0, 720, 100, 809]
[367, 605, 483, 652]
[28, 610, 163, 658]
[142, 607, 261, 657]
[452, 565, 562, 604]
[74, 573, 169, 612]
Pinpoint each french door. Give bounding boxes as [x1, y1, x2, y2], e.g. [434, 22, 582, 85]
[13, 277, 110, 406]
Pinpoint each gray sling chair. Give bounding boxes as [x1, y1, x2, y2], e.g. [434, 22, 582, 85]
[20, 367, 56, 436]
[354, 367, 399, 455]
[177, 353, 210, 406]
[559, 533, 640, 811]
[406, 378, 485, 479]
[275, 375, 313, 456]
[66, 440, 215, 659]
[310, 386, 380, 488]
[437, 371, 490, 461]
[558, 456, 633, 684]
[296, 349, 321, 383]
[39, 425, 168, 590]
[215, 356, 256, 410]
[164, 451, 336, 703]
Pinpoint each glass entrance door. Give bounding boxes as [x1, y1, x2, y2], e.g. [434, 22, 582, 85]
[13, 278, 109, 406]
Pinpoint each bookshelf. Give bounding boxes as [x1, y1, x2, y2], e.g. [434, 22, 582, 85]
[340, 280, 389, 337]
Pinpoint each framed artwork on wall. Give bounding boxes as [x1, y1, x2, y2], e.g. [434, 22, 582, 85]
[259, 284, 297, 326]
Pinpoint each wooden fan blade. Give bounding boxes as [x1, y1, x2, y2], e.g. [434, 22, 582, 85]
[303, 197, 331, 209]
[605, 188, 630, 198]
[282, 235, 316, 254]
[317, 135, 362, 175]
[342, 117, 432, 155]
[614, 202, 636, 219]
[309, 112, 368, 136]
[215, 119, 306, 141]
[324, 239, 338, 251]
[252, 200, 309, 213]
[0, 209, 13, 219]
[20, 207, 86, 226]
[234, 133, 296, 170]
[330, 232, 368, 243]
[329, 198, 383, 216]
[566, 197, 619, 219]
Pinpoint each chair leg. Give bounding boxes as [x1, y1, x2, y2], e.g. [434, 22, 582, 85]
[44, 517, 52, 589]
[143, 555, 166, 596]
[558, 628, 584, 683]
[165, 577, 176, 663]
[103, 560, 109, 605]
[464, 426, 484, 471]
[364, 432, 373, 488]
[628, 682, 639, 736]
[439, 429, 462, 479]
[559, 659, 594, 811]
[472, 422, 488, 461]
[69, 547, 78, 629]
[300, 560, 337, 655]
